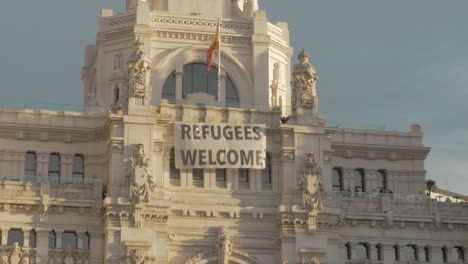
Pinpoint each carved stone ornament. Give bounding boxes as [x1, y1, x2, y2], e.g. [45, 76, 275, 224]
[38, 195, 51, 216]
[125, 144, 156, 203]
[0, 243, 36, 264]
[298, 156, 324, 213]
[292, 50, 319, 111]
[183, 226, 258, 264]
[127, 39, 152, 106]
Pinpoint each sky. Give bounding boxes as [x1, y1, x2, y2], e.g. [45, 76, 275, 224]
[0, 0, 467, 194]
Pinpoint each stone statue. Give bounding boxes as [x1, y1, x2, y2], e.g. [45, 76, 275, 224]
[310, 257, 320, 264]
[292, 50, 319, 110]
[125, 144, 156, 203]
[270, 63, 281, 107]
[217, 226, 232, 264]
[127, 39, 152, 106]
[298, 158, 324, 213]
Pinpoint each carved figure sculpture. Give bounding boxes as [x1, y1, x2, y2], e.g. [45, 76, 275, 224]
[298, 159, 323, 213]
[125, 144, 156, 203]
[310, 257, 320, 264]
[127, 39, 152, 106]
[270, 63, 281, 107]
[292, 50, 319, 110]
[217, 226, 232, 264]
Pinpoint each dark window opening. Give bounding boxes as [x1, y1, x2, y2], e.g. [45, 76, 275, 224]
[25, 152, 37, 177]
[239, 169, 249, 183]
[332, 167, 344, 191]
[216, 169, 226, 182]
[169, 149, 180, 180]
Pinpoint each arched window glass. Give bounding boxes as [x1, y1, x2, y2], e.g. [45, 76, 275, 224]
[49, 230, 56, 249]
[160, 63, 239, 107]
[169, 149, 180, 180]
[332, 168, 343, 191]
[183, 63, 218, 98]
[25, 152, 37, 177]
[261, 153, 272, 184]
[162, 71, 176, 103]
[29, 230, 37, 248]
[377, 169, 388, 192]
[83, 232, 90, 250]
[354, 169, 365, 192]
[48, 153, 61, 178]
[7, 229, 24, 246]
[73, 154, 85, 180]
[113, 86, 120, 104]
[62, 231, 77, 249]
[226, 76, 239, 107]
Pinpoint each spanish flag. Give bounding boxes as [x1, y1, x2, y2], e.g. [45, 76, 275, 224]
[206, 20, 220, 72]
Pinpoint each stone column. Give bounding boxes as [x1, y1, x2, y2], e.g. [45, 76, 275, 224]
[387, 171, 398, 194]
[365, 170, 378, 193]
[175, 66, 183, 102]
[162, 148, 171, 188]
[108, 141, 124, 197]
[226, 169, 233, 191]
[219, 70, 226, 106]
[35, 228, 50, 264]
[381, 243, 395, 264]
[77, 232, 83, 249]
[430, 245, 442, 264]
[1, 228, 8, 245]
[16, 153, 26, 178]
[250, 169, 257, 192]
[36, 153, 49, 178]
[272, 154, 280, 193]
[342, 168, 355, 192]
[90, 231, 104, 263]
[61, 155, 74, 180]
[55, 230, 63, 249]
[104, 229, 120, 264]
[417, 245, 426, 263]
[23, 230, 30, 248]
[232, 169, 239, 191]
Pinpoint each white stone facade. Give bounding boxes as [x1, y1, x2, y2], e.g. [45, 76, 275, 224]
[0, 1, 467, 264]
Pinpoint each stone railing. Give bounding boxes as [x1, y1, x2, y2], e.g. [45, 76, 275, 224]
[48, 248, 90, 264]
[0, 243, 36, 264]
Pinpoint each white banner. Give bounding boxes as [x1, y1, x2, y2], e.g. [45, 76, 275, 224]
[175, 123, 266, 169]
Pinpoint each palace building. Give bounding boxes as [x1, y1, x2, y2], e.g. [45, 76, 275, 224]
[0, 0, 467, 263]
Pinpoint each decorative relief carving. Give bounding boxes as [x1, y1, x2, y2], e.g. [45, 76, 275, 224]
[125, 249, 155, 264]
[292, 50, 319, 112]
[183, 226, 257, 264]
[0, 243, 36, 264]
[151, 17, 252, 35]
[127, 39, 152, 106]
[125, 144, 156, 203]
[298, 153, 323, 213]
[153, 31, 250, 45]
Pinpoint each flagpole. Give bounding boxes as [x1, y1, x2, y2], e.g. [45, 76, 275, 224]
[217, 18, 221, 107]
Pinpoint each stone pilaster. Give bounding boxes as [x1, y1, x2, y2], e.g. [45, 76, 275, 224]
[35, 228, 50, 264]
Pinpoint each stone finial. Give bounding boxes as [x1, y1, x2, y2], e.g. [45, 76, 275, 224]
[298, 49, 310, 60]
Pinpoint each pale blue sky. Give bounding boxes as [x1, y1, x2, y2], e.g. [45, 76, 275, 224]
[0, 1, 467, 194]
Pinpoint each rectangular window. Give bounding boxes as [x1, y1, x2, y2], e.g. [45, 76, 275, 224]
[332, 167, 343, 191]
[216, 169, 226, 182]
[83, 232, 90, 250]
[354, 169, 365, 192]
[261, 154, 272, 184]
[377, 169, 388, 192]
[193, 169, 204, 181]
[48, 153, 61, 179]
[25, 152, 37, 177]
[239, 169, 249, 183]
[7, 229, 24, 246]
[169, 149, 180, 180]
[405, 245, 418, 261]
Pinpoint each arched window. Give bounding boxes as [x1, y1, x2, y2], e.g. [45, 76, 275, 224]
[169, 149, 180, 180]
[261, 153, 272, 184]
[376, 243, 383, 261]
[48, 153, 61, 178]
[332, 168, 343, 191]
[377, 169, 388, 192]
[83, 232, 91, 250]
[25, 152, 37, 177]
[73, 154, 85, 180]
[7, 229, 24, 246]
[113, 85, 120, 104]
[62, 231, 77, 249]
[49, 230, 56, 249]
[29, 230, 37, 248]
[161, 63, 239, 106]
[345, 242, 352, 259]
[354, 169, 365, 192]
[356, 243, 370, 260]
[161, 71, 176, 103]
[394, 244, 400, 261]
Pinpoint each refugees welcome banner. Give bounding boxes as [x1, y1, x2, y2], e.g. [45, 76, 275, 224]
[175, 123, 266, 169]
